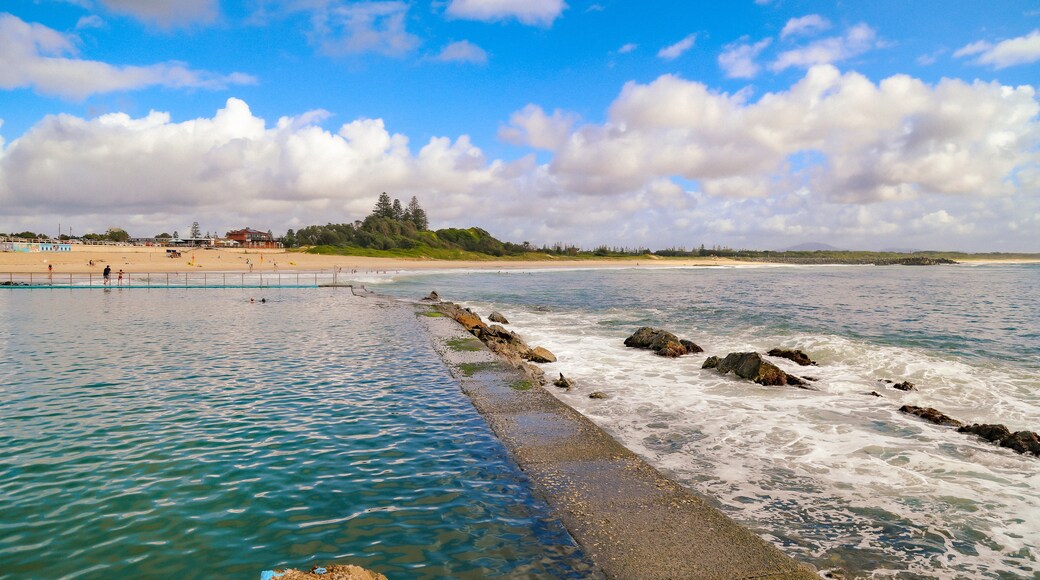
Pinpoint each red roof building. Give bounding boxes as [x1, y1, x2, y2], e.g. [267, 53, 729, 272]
[225, 228, 281, 248]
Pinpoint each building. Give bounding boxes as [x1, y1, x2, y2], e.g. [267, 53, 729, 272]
[225, 228, 281, 248]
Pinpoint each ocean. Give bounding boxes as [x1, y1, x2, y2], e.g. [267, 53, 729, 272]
[0, 288, 594, 578]
[374, 263, 1040, 578]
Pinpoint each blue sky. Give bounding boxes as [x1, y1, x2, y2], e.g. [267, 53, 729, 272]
[1, 0, 1038, 251]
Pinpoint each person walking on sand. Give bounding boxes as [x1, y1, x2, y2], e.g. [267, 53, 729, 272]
[103, 265, 111, 285]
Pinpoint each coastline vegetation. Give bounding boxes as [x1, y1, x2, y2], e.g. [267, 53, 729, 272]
[284, 194, 1037, 264]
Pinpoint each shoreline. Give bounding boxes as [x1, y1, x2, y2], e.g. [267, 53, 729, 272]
[0, 245, 1036, 275]
[412, 294, 818, 579]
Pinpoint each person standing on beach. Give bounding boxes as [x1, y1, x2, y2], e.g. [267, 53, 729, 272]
[117, 270, 124, 285]
[103, 265, 111, 285]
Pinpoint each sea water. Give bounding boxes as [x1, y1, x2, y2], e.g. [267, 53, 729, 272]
[377, 264, 1040, 578]
[0, 289, 595, 579]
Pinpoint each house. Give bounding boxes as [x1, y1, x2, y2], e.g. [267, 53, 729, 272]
[225, 228, 281, 248]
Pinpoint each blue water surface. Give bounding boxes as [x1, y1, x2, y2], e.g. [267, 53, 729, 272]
[0, 288, 594, 579]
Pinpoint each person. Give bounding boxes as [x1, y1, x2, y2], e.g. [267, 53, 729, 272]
[117, 269, 124, 285]
[103, 265, 111, 285]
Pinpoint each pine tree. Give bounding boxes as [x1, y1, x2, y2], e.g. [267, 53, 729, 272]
[392, 198, 404, 220]
[373, 192, 394, 218]
[190, 221, 201, 238]
[406, 196, 428, 230]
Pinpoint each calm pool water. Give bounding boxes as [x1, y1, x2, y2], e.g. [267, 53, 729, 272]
[0, 288, 594, 578]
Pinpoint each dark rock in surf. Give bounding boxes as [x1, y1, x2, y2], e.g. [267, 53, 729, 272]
[708, 352, 814, 389]
[767, 348, 817, 366]
[899, 405, 963, 427]
[958, 424, 1040, 457]
[624, 327, 702, 358]
[488, 311, 509, 324]
[893, 381, 917, 392]
[869, 391, 884, 397]
[553, 373, 574, 389]
[702, 356, 720, 369]
[589, 391, 608, 399]
[423, 290, 440, 301]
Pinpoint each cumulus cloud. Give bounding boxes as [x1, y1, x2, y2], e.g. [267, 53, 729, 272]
[548, 65, 1038, 206]
[658, 34, 697, 60]
[308, 1, 419, 57]
[498, 104, 578, 150]
[780, 15, 831, 40]
[433, 40, 488, 64]
[771, 23, 879, 71]
[0, 13, 256, 99]
[445, 0, 566, 26]
[618, 43, 637, 54]
[2, 68, 1037, 251]
[98, 0, 219, 27]
[718, 38, 772, 79]
[955, 29, 1040, 69]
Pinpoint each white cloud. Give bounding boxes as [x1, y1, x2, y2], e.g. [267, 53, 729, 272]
[954, 29, 1040, 69]
[308, 1, 419, 57]
[658, 34, 697, 60]
[98, 0, 219, 27]
[75, 15, 106, 30]
[618, 43, 637, 54]
[498, 104, 578, 150]
[433, 40, 488, 64]
[445, 0, 566, 27]
[772, 23, 879, 71]
[780, 14, 831, 40]
[2, 68, 1037, 251]
[718, 38, 772, 79]
[0, 13, 256, 100]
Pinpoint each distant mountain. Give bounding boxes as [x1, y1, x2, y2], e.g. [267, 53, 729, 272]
[783, 242, 842, 251]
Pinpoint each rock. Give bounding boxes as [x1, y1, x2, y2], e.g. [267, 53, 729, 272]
[893, 381, 917, 391]
[488, 311, 509, 324]
[899, 405, 963, 427]
[624, 327, 701, 357]
[526, 346, 557, 363]
[423, 290, 440, 301]
[767, 348, 816, 366]
[589, 391, 608, 399]
[273, 563, 388, 580]
[680, 339, 704, 354]
[702, 356, 720, 369]
[958, 424, 1040, 456]
[869, 391, 884, 397]
[553, 373, 574, 389]
[709, 352, 813, 389]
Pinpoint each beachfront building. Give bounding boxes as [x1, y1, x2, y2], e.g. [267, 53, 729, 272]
[225, 228, 281, 249]
[1, 242, 73, 252]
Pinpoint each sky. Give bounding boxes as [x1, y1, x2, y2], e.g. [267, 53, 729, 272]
[0, 1, 1038, 251]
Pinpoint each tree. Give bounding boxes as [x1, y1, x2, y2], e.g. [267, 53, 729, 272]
[156, 232, 172, 239]
[392, 198, 403, 220]
[173, 230, 179, 239]
[373, 192, 394, 218]
[190, 221, 201, 238]
[106, 228, 130, 242]
[283, 229, 296, 248]
[406, 196, 428, 230]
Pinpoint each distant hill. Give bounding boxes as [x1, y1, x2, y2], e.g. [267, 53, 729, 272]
[783, 242, 842, 251]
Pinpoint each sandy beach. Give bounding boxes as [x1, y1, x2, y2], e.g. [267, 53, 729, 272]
[0, 245, 748, 274]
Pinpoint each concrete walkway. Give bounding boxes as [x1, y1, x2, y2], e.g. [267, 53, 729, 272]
[416, 303, 819, 580]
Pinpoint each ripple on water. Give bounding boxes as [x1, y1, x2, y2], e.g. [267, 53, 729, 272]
[0, 290, 594, 579]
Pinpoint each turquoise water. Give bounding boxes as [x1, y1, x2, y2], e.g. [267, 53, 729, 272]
[375, 264, 1040, 577]
[0, 289, 594, 578]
